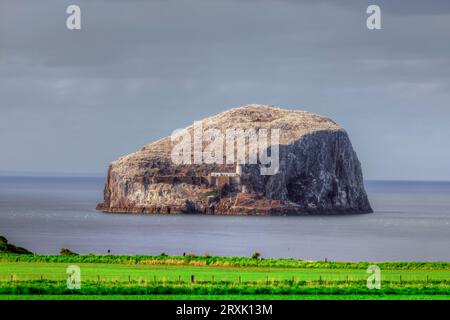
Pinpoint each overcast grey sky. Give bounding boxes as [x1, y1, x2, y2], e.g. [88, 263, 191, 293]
[1, 0, 449, 180]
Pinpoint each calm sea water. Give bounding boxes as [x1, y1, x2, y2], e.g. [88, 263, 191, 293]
[0, 177, 449, 261]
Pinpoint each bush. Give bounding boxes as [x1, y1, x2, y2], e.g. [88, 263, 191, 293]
[251, 252, 261, 259]
[0, 236, 7, 244]
[60, 248, 78, 256]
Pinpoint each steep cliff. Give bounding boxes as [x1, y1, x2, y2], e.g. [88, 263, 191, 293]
[97, 104, 372, 215]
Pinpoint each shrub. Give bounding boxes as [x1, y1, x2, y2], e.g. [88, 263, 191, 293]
[60, 248, 78, 256]
[0, 235, 7, 244]
[251, 252, 261, 259]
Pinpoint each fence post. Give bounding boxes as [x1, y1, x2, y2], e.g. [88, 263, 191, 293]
[266, 276, 269, 285]
[128, 275, 131, 283]
[191, 275, 195, 283]
[399, 275, 402, 284]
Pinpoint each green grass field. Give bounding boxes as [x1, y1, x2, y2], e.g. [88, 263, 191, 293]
[2, 261, 449, 283]
[2, 294, 450, 300]
[0, 254, 449, 300]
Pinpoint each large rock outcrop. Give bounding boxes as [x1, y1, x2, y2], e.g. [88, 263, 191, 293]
[97, 104, 372, 215]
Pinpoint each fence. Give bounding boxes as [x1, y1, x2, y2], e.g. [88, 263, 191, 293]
[0, 273, 445, 285]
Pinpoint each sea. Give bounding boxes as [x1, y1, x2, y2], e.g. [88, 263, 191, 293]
[0, 176, 449, 261]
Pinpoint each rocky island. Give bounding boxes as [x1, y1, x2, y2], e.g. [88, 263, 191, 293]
[97, 104, 372, 215]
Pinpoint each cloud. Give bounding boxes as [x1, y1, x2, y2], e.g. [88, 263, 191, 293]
[0, 0, 449, 179]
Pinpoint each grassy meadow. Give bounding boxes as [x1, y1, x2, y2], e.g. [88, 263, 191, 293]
[0, 254, 449, 300]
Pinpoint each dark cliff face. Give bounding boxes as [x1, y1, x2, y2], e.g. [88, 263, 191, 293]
[97, 105, 372, 215]
[272, 130, 371, 213]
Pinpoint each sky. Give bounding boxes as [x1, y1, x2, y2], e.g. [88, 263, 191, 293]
[0, 0, 449, 180]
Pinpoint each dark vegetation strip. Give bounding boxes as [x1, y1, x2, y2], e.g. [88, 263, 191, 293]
[1, 280, 449, 296]
[1, 254, 449, 270]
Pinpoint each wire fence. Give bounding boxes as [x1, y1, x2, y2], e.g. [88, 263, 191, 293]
[0, 273, 446, 285]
